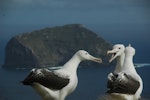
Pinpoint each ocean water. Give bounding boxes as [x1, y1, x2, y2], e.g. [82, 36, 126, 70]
[0, 64, 150, 100]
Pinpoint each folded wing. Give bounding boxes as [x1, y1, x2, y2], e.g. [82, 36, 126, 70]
[22, 68, 70, 90]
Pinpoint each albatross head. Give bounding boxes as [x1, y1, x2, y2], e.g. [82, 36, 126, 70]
[107, 44, 125, 63]
[76, 50, 102, 64]
[125, 44, 135, 56]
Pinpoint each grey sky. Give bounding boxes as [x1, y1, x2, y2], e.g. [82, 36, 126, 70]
[1, 0, 150, 43]
[1, 0, 150, 25]
[0, 0, 150, 64]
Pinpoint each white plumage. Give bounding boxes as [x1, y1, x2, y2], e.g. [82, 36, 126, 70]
[22, 50, 102, 100]
[119, 44, 143, 99]
[106, 44, 143, 100]
[107, 44, 125, 82]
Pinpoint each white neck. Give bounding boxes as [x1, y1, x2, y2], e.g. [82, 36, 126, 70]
[63, 54, 81, 73]
[114, 53, 125, 73]
[122, 54, 143, 99]
[122, 55, 136, 74]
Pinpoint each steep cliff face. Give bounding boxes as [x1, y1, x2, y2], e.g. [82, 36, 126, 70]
[3, 24, 112, 68]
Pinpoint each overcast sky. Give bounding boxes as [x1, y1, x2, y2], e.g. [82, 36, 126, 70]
[1, 0, 150, 39]
[1, 0, 150, 24]
[0, 0, 150, 63]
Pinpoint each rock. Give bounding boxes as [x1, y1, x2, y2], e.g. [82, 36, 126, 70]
[3, 24, 112, 68]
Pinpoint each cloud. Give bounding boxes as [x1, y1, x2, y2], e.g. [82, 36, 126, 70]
[1, 0, 150, 25]
[1, 0, 150, 10]
[13, 0, 33, 4]
[10, 0, 68, 8]
[0, 0, 67, 9]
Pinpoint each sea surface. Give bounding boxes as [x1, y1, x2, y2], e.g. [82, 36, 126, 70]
[0, 64, 150, 100]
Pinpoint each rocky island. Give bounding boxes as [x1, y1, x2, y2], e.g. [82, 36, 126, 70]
[3, 24, 112, 68]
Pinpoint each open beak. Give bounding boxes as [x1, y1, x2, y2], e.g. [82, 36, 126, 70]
[90, 56, 102, 64]
[107, 50, 118, 63]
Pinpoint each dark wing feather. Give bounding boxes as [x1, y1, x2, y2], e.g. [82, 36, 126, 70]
[107, 73, 140, 94]
[107, 73, 118, 88]
[22, 68, 70, 90]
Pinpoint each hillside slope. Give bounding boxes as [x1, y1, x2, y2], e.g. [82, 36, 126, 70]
[3, 24, 112, 68]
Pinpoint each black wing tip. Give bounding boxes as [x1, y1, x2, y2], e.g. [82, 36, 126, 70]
[21, 71, 35, 85]
[20, 81, 24, 84]
[106, 88, 136, 95]
[21, 80, 32, 85]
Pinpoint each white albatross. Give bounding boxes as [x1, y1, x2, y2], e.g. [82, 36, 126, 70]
[107, 44, 143, 100]
[22, 50, 102, 100]
[107, 44, 125, 88]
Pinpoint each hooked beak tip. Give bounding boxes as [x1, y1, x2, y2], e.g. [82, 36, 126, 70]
[107, 51, 109, 55]
[96, 58, 102, 63]
[100, 59, 102, 63]
[109, 60, 112, 63]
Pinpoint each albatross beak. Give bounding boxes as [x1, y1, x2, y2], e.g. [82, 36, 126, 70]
[90, 56, 102, 64]
[107, 50, 118, 63]
[107, 50, 116, 54]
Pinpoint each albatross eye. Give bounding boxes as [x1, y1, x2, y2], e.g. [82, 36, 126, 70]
[118, 47, 121, 49]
